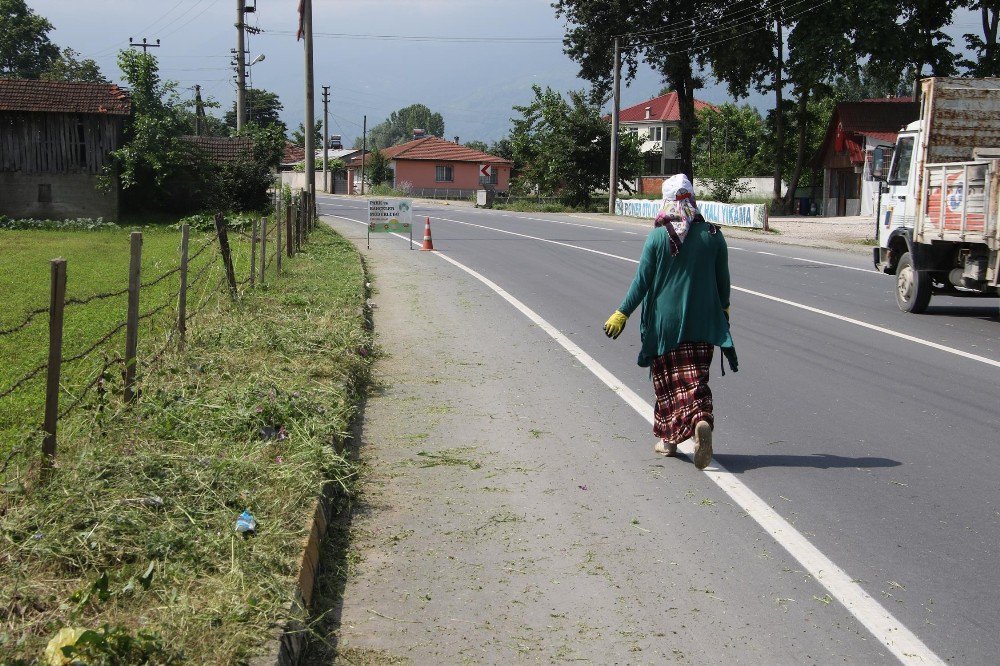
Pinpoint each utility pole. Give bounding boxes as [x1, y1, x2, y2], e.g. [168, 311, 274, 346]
[235, 0, 247, 131]
[361, 115, 367, 196]
[608, 36, 621, 215]
[128, 37, 161, 53]
[194, 85, 206, 136]
[303, 0, 316, 203]
[322, 85, 330, 193]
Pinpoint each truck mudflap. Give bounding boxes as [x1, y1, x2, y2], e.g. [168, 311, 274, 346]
[910, 241, 953, 272]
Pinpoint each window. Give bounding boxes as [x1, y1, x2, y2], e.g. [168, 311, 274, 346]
[480, 168, 498, 185]
[887, 136, 914, 186]
[650, 126, 662, 142]
[435, 165, 453, 182]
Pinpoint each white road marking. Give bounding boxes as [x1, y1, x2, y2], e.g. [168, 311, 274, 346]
[497, 212, 640, 234]
[382, 227, 944, 666]
[324, 210, 947, 663]
[728, 246, 878, 274]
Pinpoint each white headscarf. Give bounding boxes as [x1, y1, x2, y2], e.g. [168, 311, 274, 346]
[654, 174, 700, 251]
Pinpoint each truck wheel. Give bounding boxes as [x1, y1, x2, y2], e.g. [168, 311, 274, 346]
[895, 252, 931, 313]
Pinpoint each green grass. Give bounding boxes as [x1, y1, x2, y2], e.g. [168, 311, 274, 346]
[0, 225, 370, 662]
[0, 225, 260, 448]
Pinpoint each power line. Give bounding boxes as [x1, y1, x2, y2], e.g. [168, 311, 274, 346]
[262, 30, 562, 43]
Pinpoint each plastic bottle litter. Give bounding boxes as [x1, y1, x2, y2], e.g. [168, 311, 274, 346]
[235, 509, 256, 534]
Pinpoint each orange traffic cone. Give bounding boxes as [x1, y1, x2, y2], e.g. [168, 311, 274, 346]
[420, 216, 435, 251]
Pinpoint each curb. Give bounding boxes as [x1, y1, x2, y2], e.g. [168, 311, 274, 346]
[251, 249, 373, 666]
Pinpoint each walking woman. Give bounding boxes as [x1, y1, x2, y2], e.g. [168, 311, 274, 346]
[603, 175, 737, 469]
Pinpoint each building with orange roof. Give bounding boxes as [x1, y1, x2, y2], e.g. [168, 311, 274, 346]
[617, 91, 717, 177]
[346, 131, 512, 196]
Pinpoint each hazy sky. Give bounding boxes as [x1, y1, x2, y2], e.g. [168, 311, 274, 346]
[28, 1, 982, 146]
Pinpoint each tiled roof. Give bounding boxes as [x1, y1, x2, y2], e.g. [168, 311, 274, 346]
[618, 92, 716, 123]
[282, 142, 306, 164]
[382, 136, 513, 163]
[182, 136, 254, 163]
[0, 78, 131, 115]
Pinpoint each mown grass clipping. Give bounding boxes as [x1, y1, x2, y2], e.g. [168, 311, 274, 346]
[0, 225, 371, 663]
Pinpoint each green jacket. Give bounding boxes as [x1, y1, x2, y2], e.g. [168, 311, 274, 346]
[618, 220, 738, 370]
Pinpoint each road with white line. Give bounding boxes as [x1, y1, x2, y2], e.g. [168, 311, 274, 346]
[321, 194, 999, 664]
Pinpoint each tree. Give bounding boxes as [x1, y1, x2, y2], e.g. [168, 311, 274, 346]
[103, 49, 204, 211]
[963, 0, 1000, 76]
[40, 47, 107, 83]
[464, 140, 489, 153]
[694, 104, 769, 176]
[292, 120, 322, 148]
[224, 88, 286, 134]
[359, 104, 445, 149]
[0, 0, 59, 78]
[488, 138, 514, 161]
[212, 122, 284, 212]
[554, 0, 710, 179]
[363, 149, 393, 187]
[510, 85, 642, 207]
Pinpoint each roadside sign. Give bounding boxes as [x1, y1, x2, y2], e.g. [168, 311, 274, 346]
[367, 198, 413, 248]
[479, 164, 492, 178]
[368, 199, 413, 232]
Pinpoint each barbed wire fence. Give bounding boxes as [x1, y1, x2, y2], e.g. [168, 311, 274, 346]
[0, 185, 319, 483]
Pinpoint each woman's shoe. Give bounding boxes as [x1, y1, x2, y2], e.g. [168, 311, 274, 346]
[654, 439, 677, 456]
[693, 421, 713, 470]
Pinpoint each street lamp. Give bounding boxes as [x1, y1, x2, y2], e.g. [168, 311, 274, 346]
[245, 54, 266, 126]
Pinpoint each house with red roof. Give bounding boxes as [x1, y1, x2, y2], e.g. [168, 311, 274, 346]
[0, 78, 131, 220]
[815, 98, 919, 216]
[618, 92, 717, 176]
[347, 133, 512, 196]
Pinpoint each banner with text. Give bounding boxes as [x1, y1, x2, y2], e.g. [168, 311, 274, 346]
[615, 198, 767, 230]
[368, 198, 413, 232]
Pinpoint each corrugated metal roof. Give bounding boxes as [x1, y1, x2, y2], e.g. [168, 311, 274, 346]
[0, 78, 131, 115]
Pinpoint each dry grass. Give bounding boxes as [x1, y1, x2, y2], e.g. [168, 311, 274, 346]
[0, 226, 371, 663]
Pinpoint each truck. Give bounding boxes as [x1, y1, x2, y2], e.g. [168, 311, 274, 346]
[874, 77, 1000, 313]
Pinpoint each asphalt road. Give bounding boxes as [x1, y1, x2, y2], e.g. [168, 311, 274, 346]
[320, 194, 999, 664]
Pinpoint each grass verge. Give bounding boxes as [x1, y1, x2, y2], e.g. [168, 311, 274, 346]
[0, 222, 260, 456]
[0, 225, 371, 663]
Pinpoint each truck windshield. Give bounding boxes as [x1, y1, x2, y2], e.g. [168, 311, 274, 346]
[888, 136, 914, 185]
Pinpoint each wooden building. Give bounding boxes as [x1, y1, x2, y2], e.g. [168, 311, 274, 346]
[0, 78, 131, 220]
[816, 98, 919, 216]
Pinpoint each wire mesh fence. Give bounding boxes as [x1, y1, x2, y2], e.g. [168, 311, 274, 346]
[0, 190, 319, 484]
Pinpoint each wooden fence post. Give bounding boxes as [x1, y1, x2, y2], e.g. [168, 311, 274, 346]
[214, 213, 238, 299]
[178, 224, 189, 351]
[124, 231, 143, 403]
[297, 191, 304, 248]
[249, 218, 258, 287]
[41, 258, 67, 468]
[286, 200, 295, 258]
[276, 204, 283, 272]
[259, 216, 267, 285]
[292, 199, 300, 254]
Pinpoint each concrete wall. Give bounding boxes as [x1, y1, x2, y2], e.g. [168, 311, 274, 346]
[0, 172, 118, 220]
[640, 175, 786, 198]
[278, 171, 347, 193]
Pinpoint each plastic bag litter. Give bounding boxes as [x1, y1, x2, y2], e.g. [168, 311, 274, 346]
[235, 509, 257, 534]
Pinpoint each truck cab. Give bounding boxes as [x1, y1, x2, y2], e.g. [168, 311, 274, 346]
[875, 122, 920, 275]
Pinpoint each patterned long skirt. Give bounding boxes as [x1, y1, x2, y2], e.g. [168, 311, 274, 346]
[651, 342, 714, 444]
